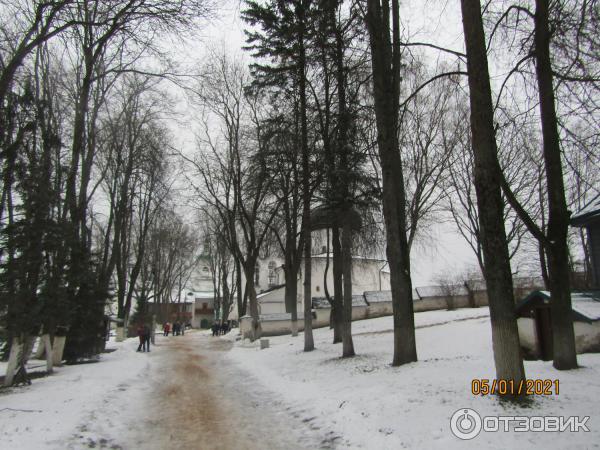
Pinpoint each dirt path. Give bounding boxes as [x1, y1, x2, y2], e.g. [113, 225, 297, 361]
[135, 332, 334, 450]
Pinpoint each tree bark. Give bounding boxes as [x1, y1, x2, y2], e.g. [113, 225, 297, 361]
[236, 258, 245, 319]
[303, 231, 314, 351]
[533, 0, 578, 370]
[298, 0, 314, 352]
[460, 0, 526, 388]
[365, 0, 417, 366]
[331, 226, 344, 343]
[285, 264, 299, 336]
[538, 240, 550, 289]
[244, 264, 262, 341]
[341, 221, 355, 357]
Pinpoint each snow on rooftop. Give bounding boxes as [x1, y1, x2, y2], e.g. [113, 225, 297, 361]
[310, 252, 386, 263]
[571, 292, 600, 321]
[191, 291, 215, 299]
[364, 290, 393, 303]
[519, 290, 600, 322]
[571, 193, 600, 225]
[364, 290, 421, 303]
[415, 285, 468, 298]
[312, 295, 367, 308]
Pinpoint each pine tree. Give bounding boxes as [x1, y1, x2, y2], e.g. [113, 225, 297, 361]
[243, 0, 317, 350]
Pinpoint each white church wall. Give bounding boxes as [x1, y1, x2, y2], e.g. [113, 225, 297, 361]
[305, 257, 389, 300]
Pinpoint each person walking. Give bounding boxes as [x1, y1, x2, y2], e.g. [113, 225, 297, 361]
[136, 324, 145, 352]
[143, 324, 151, 352]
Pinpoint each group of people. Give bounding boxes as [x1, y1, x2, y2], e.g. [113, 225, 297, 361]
[162, 321, 185, 336]
[211, 321, 230, 336]
[136, 320, 190, 352]
[136, 324, 151, 352]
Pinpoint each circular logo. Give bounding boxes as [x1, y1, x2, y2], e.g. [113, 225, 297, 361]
[450, 408, 482, 440]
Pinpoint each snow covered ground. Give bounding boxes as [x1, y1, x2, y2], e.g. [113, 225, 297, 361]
[1, 308, 599, 449]
[227, 307, 600, 449]
[0, 331, 334, 450]
[0, 338, 153, 449]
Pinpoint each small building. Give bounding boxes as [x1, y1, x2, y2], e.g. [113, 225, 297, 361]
[191, 291, 215, 329]
[571, 194, 600, 287]
[255, 253, 391, 316]
[146, 301, 194, 326]
[516, 290, 600, 360]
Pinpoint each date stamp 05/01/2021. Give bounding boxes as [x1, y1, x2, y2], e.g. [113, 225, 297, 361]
[471, 378, 560, 396]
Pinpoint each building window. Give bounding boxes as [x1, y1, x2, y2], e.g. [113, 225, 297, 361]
[203, 303, 208, 310]
[316, 285, 320, 292]
[322, 246, 327, 254]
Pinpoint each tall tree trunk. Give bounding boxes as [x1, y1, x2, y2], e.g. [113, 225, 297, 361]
[244, 265, 262, 341]
[236, 258, 245, 319]
[298, 0, 314, 352]
[341, 221, 355, 357]
[285, 264, 299, 336]
[332, 0, 354, 356]
[580, 228, 593, 287]
[460, 0, 526, 388]
[365, 0, 417, 366]
[303, 229, 314, 351]
[221, 265, 231, 322]
[331, 227, 343, 343]
[538, 240, 550, 289]
[533, 0, 578, 370]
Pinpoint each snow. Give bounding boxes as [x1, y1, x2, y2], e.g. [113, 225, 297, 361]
[313, 295, 368, 308]
[227, 307, 600, 449]
[571, 193, 600, 224]
[415, 285, 469, 297]
[2, 309, 599, 449]
[571, 292, 600, 322]
[0, 338, 155, 449]
[519, 290, 600, 322]
[364, 290, 421, 303]
[310, 253, 386, 262]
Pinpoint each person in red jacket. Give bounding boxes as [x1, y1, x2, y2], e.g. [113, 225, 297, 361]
[163, 322, 171, 336]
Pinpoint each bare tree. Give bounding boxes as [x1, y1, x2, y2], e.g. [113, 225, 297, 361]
[443, 102, 529, 274]
[399, 62, 457, 252]
[145, 208, 199, 323]
[186, 61, 281, 340]
[460, 0, 526, 391]
[364, 0, 417, 366]
[0, 1, 76, 107]
[262, 109, 305, 337]
[485, 0, 587, 369]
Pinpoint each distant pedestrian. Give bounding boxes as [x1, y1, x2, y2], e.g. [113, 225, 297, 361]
[163, 322, 170, 336]
[143, 324, 151, 352]
[211, 323, 218, 337]
[136, 324, 145, 352]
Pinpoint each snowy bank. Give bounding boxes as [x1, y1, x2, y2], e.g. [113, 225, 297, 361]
[227, 307, 600, 449]
[0, 337, 154, 449]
